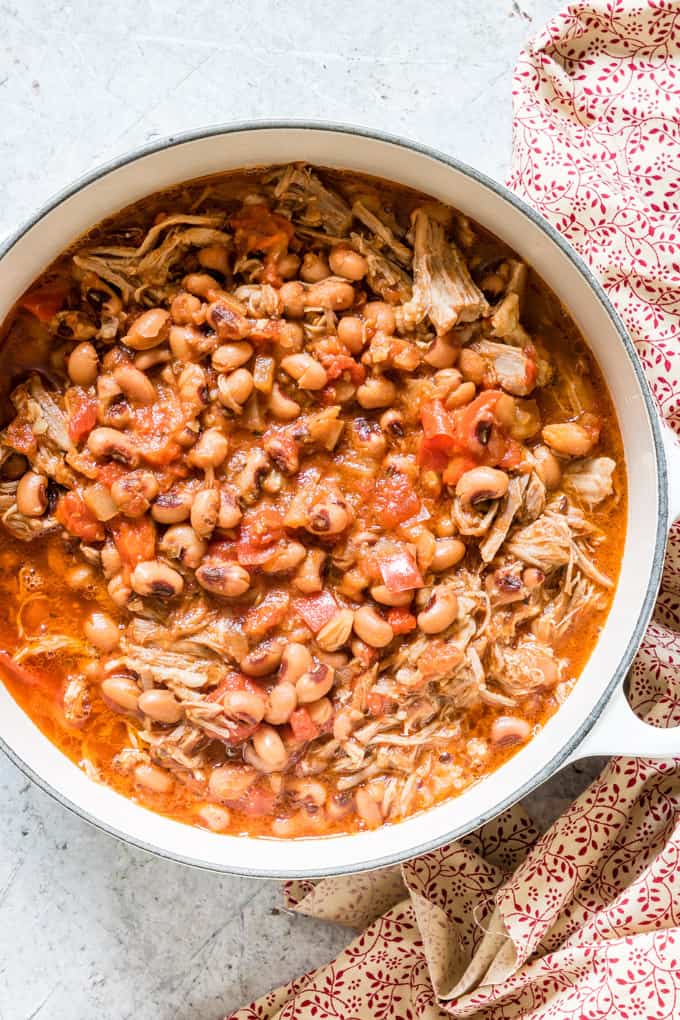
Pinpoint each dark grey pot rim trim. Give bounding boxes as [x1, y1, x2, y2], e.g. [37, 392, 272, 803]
[0, 119, 668, 879]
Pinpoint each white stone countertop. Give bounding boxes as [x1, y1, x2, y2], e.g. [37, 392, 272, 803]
[0, 2, 604, 1017]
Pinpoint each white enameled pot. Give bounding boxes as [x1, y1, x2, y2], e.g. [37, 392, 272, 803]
[1, 123, 679, 878]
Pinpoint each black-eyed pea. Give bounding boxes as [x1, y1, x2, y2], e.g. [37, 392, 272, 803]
[306, 696, 333, 726]
[369, 585, 413, 607]
[208, 765, 257, 802]
[356, 376, 396, 409]
[542, 422, 598, 458]
[279, 281, 306, 318]
[296, 663, 335, 705]
[300, 252, 330, 283]
[337, 316, 365, 354]
[191, 488, 219, 539]
[159, 524, 207, 569]
[133, 762, 174, 794]
[68, 341, 99, 386]
[138, 689, 183, 724]
[416, 589, 459, 634]
[84, 611, 119, 652]
[123, 308, 170, 350]
[212, 341, 253, 373]
[532, 444, 562, 489]
[431, 538, 466, 571]
[490, 716, 532, 746]
[328, 247, 368, 282]
[364, 301, 396, 335]
[113, 363, 156, 404]
[352, 605, 394, 648]
[197, 803, 231, 832]
[281, 353, 328, 391]
[101, 674, 139, 712]
[188, 428, 228, 470]
[251, 724, 288, 771]
[304, 279, 355, 311]
[458, 347, 486, 384]
[355, 787, 383, 828]
[170, 291, 202, 325]
[279, 643, 313, 685]
[16, 471, 47, 517]
[455, 466, 509, 506]
[446, 380, 477, 409]
[293, 549, 326, 594]
[241, 641, 285, 677]
[195, 561, 251, 598]
[269, 384, 301, 421]
[130, 560, 184, 599]
[217, 488, 242, 529]
[222, 688, 267, 725]
[264, 681, 297, 725]
[287, 777, 327, 807]
[151, 488, 193, 524]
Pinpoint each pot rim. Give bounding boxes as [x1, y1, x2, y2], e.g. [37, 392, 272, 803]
[0, 119, 668, 877]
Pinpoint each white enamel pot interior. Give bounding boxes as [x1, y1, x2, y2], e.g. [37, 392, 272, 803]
[1, 123, 678, 879]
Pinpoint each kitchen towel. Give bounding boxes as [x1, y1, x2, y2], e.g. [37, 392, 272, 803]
[230, 3, 680, 1017]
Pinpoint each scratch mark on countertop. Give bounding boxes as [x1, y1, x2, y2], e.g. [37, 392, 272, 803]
[25, 984, 59, 1020]
[108, 52, 213, 147]
[0, 860, 22, 908]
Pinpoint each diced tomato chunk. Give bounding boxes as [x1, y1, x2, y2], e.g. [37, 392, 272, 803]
[5, 420, 37, 457]
[110, 516, 156, 569]
[20, 282, 70, 322]
[367, 691, 392, 716]
[97, 463, 129, 488]
[245, 590, 290, 639]
[55, 491, 105, 542]
[373, 472, 421, 528]
[386, 608, 417, 635]
[294, 590, 338, 633]
[442, 454, 478, 486]
[237, 508, 286, 566]
[238, 784, 277, 817]
[67, 388, 97, 444]
[379, 549, 424, 593]
[289, 707, 319, 743]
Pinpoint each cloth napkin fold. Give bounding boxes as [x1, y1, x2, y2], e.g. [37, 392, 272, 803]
[230, 4, 680, 1017]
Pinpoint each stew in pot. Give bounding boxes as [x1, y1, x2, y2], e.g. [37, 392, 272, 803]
[0, 164, 626, 836]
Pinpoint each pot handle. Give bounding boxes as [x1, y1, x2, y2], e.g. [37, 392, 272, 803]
[568, 421, 680, 762]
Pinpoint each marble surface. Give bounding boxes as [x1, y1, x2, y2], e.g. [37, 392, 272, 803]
[0, 1, 598, 1017]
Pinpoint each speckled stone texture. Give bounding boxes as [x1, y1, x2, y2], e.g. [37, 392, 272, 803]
[0, 2, 594, 1017]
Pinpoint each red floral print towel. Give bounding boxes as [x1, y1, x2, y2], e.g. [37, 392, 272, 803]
[230, 4, 680, 1017]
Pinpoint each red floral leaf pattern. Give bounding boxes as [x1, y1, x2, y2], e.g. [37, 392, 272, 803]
[229, 4, 680, 1018]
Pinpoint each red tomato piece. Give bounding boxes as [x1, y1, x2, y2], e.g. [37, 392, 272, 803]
[442, 454, 478, 486]
[110, 516, 156, 569]
[20, 282, 69, 322]
[207, 672, 263, 745]
[4, 420, 37, 457]
[245, 590, 290, 640]
[97, 463, 129, 488]
[67, 388, 97, 444]
[238, 784, 277, 817]
[386, 608, 417, 635]
[293, 590, 338, 633]
[379, 549, 424, 593]
[321, 354, 366, 385]
[367, 691, 392, 716]
[55, 491, 105, 542]
[236, 508, 286, 566]
[289, 707, 319, 743]
[373, 472, 421, 529]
